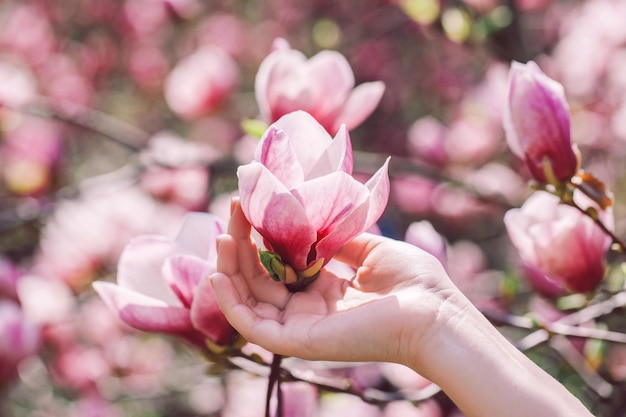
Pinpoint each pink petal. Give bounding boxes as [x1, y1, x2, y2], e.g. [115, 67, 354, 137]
[93, 282, 194, 335]
[116, 236, 182, 306]
[237, 162, 316, 270]
[306, 50, 355, 117]
[307, 124, 353, 179]
[175, 212, 226, 262]
[190, 277, 236, 345]
[162, 255, 213, 308]
[290, 171, 369, 233]
[331, 81, 385, 132]
[261, 51, 312, 121]
[314, 160, 390, 264]
[255, 125, 304, 188]
[363, 157, 391, 227]
[272, 111, 334, 177]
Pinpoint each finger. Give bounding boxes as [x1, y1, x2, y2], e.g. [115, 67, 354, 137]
[333, 232, 387, 269]
[229, 198, 266, 279]
[210, 273, 292, 355]
[217, 229, 291, 309]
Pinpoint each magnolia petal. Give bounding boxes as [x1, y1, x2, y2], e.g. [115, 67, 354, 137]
[307, 50, 355, 116]
[363, 157, 391, 228]
[93, 282, 193, 334]
[331, 81, 385, 133]
[290, 171, 369, 233]
[190, 277, 236, 345]
[116, 236, 182, 307]
[506, 61, 575, 182]
[307, 124, 353, 179]
[266, 53, 313, 121]
[175, 212, 225, 262]
[162, 254, 213, 309]
[272, 111, 334, 177]
[256, 126, 304, 188]
[255, 47, 306, 121]
[314, 159, 390, 264]
[237, 162, 316, 270]
[314, 199, 370, 266]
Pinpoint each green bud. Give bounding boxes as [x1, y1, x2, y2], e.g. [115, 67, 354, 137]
[241, 118, 269, 139]
[259, 250, 285, 282]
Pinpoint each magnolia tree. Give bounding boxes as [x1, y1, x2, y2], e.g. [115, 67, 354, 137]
[2, 1, 626, 416]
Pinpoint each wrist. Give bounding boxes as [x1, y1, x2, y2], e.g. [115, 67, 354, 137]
[400, 290, 594, 417]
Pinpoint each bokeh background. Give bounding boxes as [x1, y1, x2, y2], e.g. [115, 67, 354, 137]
[2, 0, 626, 416]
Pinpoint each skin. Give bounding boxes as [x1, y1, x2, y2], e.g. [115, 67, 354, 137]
[211, 199, 595, 417]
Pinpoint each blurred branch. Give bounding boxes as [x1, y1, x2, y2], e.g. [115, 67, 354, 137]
[513, 291, 626, 352]
[4, 96, 150, 151]
[354, 150, 517, 210]
[568, 201, 626, 255]
[483, 309, 626, 344]
[550, 336, 613, 399]
[229, 352, 441, 406]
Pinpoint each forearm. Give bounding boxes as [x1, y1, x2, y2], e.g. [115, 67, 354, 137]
[404, 292, 594, 417]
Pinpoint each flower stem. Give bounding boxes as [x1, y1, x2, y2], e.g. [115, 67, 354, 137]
[266, 354, 283, 417]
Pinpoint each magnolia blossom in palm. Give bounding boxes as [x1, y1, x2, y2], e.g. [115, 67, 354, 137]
[503, 61, 579, 185]
[237, 111, 389, 289]
[255, 38, 385, 134]
[93, 213, 237, 348]
[504, 191, 612, 293]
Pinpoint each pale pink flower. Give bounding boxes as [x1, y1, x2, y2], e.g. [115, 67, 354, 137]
[237, 111, 390, 278]
[255, 39, 385, 133]
[504, 191, 612, 293]
[404, 221, 447, 266]
[0, 300, 41, 384]
[164, 45, 239, 120]
[503, 61, 579, 184]
[93, 213, 236, 347]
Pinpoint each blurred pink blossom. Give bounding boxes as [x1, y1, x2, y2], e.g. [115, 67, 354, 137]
[237, 111, 389, 276]
[0, 300, 41, 385]
[1, 118, 62, 195]
[93, 213, 237, 347]
[164, 45, 239, 120]
[503, 61, 579, 184]
[33, 185, 185, 289]
[504, 191, 612, 293]
[406, 116, 447, 167]
[404, 221, 448, 266]
[0, 257, 22, 300]
[255, 38, 385, 133]
[0, 59, 37, 108]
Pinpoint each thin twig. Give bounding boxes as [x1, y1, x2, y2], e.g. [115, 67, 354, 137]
[514, 291, 626, 351]
[228, 353, 441, 406]
[4, 96, 150, 151]
[483, 309, 626, 344]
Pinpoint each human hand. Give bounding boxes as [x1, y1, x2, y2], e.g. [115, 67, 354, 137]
[210, 199, 462, 368]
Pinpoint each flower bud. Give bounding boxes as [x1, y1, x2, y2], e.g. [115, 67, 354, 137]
[503, 61, 579, 185]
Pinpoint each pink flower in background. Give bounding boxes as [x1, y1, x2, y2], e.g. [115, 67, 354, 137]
[93, 213, 237, 347]
[164, 45, 239, 120]
[504, 191, 612, 293]
[255, 38, 385, 133]
[237, 111, 389, 284]
[0, 300, 41, 385]
[404, 221, 448, 266]
[503, 61, 579, 184]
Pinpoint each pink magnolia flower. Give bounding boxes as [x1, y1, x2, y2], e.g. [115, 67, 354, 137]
[503, 61, 579, 184]
[504, 191, 612, 293]
[164, 45, 239, 120]
[237, 111, 389, 287]
[0, 300, 41, 385]
[93, 213, 237, 348]
[255, 39, 385, 133]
